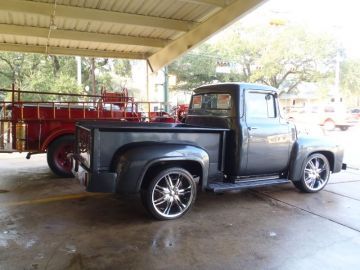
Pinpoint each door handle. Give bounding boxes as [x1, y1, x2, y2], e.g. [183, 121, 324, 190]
[248, 126, 258, 130]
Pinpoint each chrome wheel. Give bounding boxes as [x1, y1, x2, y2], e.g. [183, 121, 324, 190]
[144, 168, 196, 220]
[302, 154, 330, 192]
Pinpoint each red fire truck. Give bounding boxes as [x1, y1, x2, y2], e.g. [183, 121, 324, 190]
[0, 85, 176, 177]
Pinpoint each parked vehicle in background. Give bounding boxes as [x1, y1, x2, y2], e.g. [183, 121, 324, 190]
[0, 85, 177, 177]
[175, 104, 189, 122]
[350, 108, 360, 121]
[286, 104, 355, 131]
[71, 83, 346, 220]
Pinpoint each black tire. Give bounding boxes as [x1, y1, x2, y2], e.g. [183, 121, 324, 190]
[47, 135, 75, 177]
[292, 153, 330, 193]
[292, 180, 303, 190]
[141, 167, 197, 220]
[340, 126, 349, 131]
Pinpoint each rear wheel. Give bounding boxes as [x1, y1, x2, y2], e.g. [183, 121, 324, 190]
[47, 135, 75, 177]
[141, 167, 197, 220]
[340, 126, 349, 131]
[292, 153, 330, 193]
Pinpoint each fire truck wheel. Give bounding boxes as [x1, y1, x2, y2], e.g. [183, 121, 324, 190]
[47, 135, 75, 178]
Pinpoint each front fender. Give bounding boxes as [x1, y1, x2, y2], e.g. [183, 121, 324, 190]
[288, 135, 344, 181]
[114, 143, 210, 194]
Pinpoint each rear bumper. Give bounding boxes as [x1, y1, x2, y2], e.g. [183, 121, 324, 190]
[71, 154, 117, 193]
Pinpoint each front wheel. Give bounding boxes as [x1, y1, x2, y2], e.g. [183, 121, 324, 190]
[141, 167, 197, 220]
[47, 135, 75, 178]
[293, 153, 330, 193]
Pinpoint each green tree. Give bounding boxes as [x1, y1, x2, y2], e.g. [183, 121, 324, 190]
[168, 44, 226, 91]
[169, 24, 338, 94]
[340, 58, 360, 106]
[340, 59, 360, 95]
[114, 59, 132, 78]
[80, 58, 132, 93]
[0, 52, 82, 101]
[0, 52, 134, 101]
[246, 26, 337, 93]
[0, 52, 42, 88]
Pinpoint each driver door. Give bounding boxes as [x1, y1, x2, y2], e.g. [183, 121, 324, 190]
[244, 91, 291, 175]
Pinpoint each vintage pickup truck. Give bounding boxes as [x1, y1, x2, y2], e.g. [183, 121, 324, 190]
[72, 83, 345, 220]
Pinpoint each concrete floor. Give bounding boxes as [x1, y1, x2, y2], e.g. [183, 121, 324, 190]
[1, 154, 360, 270]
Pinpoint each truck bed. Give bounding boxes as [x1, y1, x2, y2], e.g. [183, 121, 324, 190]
[77, 120, 228, 131]
[75, 121, 229, 185]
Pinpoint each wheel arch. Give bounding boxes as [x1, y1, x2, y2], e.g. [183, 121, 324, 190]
[112, 143, 210, 194]
[41, 128, 74, 151]
[289, 150, 335, 181]
[140, 159, 204, 191]
[323, 117, 335, 123]
[288, 136, 338, 181]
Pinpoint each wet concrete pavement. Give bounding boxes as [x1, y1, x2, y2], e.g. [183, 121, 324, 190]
[1, 154, 360, 270]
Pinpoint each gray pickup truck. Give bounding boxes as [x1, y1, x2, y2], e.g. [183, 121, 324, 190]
[72, 83, 345, 220]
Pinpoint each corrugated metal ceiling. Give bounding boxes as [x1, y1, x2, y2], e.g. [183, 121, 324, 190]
[0, 0, 266, 71]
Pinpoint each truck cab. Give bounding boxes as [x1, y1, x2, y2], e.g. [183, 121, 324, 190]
[186, 83, 295, 180]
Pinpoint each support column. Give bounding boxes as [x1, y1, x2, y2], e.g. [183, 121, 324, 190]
[163, 66, 169, 112]
[76, 56, 82, 86]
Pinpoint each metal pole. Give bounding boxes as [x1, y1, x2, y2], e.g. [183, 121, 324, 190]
[0, 115, 4, 149]
[76, 56, 82, 86]
[146, 61, 149, 101]
[164, 66, 169, 112]
[91, 58, 96, 104]
[334, 52, 340, 96]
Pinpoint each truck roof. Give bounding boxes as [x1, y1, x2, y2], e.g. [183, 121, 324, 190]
[194, 82, 278, 94]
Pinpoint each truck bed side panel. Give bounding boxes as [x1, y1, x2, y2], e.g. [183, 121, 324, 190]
[98, 130, 222, 174]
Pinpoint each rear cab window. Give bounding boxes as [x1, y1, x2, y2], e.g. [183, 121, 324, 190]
[189, 93, 232, 116]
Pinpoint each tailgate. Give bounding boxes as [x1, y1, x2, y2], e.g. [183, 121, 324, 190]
[74, 124, 92, 170]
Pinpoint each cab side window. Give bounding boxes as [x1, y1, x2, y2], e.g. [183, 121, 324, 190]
[246, 92, 276, 119]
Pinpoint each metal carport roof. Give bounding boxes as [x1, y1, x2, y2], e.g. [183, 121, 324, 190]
[0, 0, 265, 72]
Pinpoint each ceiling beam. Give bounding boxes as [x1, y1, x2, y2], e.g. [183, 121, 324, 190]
[0, 43, 147, 59]
[179, 0, 225, 7]
[0, 0, 197, 32]
[0, 24, 168, 48]
[147, 0, 267, 72]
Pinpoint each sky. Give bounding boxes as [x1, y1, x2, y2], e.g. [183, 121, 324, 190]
[213, 0, 360, 58]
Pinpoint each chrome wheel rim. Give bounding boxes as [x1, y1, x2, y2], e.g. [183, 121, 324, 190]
[303, 156, 329, 191]
[151, 172, 194, 219]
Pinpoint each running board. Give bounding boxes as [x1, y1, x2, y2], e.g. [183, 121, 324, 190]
[206, 178, 290, 193]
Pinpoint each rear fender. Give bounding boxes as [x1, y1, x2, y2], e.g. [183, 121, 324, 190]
[113, 143, 210, 194]
[41, 128, 74, 150]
